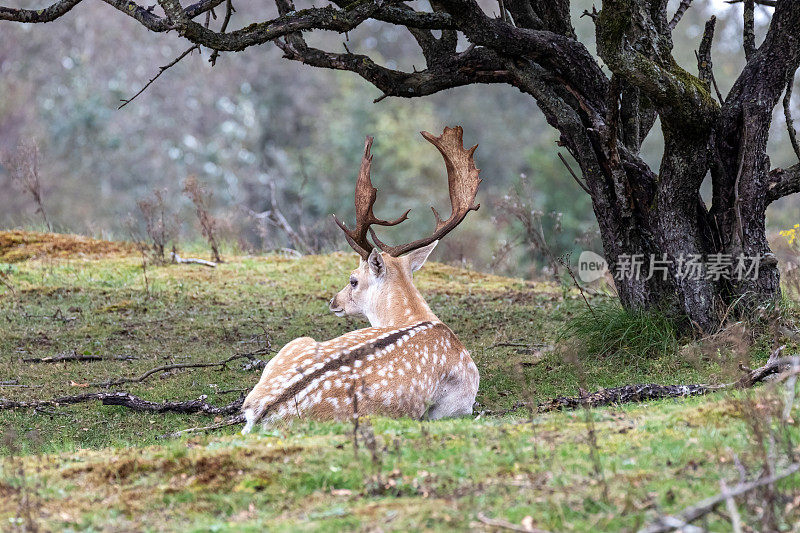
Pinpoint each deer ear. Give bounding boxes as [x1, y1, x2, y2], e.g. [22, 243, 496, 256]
[367, 248, 385, 278]
[405, 241, 438, 273]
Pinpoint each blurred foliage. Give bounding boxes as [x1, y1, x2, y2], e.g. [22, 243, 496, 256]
[0, 0, 798, 276]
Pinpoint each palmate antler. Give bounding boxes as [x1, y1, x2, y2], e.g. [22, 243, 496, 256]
[331, 136, 410, 258]
[333, 126, 481, 259]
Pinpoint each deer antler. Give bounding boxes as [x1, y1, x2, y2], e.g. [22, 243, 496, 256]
[332, 136, 410, 259]
[334, 126, 481, 258]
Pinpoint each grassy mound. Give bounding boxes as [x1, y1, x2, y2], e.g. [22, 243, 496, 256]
[0, 230, 136, 263]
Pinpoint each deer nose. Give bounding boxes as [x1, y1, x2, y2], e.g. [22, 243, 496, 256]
[329, 296, 345, 316]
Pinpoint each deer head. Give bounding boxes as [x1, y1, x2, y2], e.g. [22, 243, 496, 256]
[329, 126, 481, 327]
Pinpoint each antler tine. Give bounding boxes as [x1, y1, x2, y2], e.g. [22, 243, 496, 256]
[333, 136, 410, 259]
[373, 126, 481, 257]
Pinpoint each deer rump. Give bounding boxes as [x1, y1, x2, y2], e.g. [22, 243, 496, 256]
[241, 321, 479, 431]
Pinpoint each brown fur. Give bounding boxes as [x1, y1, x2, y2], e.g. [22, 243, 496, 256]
[241, 244, 479, 432]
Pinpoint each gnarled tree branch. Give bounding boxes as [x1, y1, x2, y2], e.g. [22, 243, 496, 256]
[783, 73, 800, 163]
[277, 37, 509, 101]
[743, 0, 756, 60]
[668, 0, 693, 31]
[596, 0, 719, 131]
[767, 164, 800, 203]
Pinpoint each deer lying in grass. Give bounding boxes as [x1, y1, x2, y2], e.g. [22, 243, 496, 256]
[242, 126, 481, 433]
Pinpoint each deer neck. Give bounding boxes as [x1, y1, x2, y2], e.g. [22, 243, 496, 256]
[366, 275, 439, 328]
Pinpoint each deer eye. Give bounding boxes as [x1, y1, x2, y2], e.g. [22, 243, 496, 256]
[350, 278, 358, 288]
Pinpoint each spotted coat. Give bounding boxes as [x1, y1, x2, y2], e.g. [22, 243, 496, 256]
[241, 321, 479, 432]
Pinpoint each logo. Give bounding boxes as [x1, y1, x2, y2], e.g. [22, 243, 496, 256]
[578, 250, 608, 283]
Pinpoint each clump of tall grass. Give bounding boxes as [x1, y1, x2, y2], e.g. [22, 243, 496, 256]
[560, 300, 680, 361]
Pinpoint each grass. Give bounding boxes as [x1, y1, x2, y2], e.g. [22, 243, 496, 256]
[1, 231, 799, 531]
[559, 299, 681, 362]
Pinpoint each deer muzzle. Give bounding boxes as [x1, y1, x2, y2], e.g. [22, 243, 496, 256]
[329, 296, 345, 316]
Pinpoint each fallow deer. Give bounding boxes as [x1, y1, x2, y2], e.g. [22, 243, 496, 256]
[241, 126, 482, 433]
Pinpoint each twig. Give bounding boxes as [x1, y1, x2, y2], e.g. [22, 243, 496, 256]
[0, 380, 43, 389]
[639, 462, 800, 533]
[668, 0, 693, 31]
[558, 152, 590, 194]
[209, 0, 233, 66]
[183, 175, 223, 263]
[33, 406, 74, 417]
[244, 180, 310, 253]
[216, 388, 249, 395]
[487, 342, 550, 352]
[581, 7, 598, 21]
[0, 392, 243, 416]
[783, 74, 800, 163]
[555, 255, 595, 318]
[478, 401, 528, 418]
[161, 413, 245, 438]
[725, 0, 775, 7]
[22, 351, 137, 363]
[171, 251, 217, 268]
[86, 353, 257, 388]
[1, 141, 51, 231]
[710, 70, 724, 104]
[476, 512, 552, 533]
[25, 354, 96, 363]
[21, 309, 78, 322]
[497, 0, 508, 23]
[119, 45, 199, 109]
[720, 479, 743, 533]
[0, 270, 16, 296]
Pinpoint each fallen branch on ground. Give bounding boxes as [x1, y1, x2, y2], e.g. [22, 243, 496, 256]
[537, 383, 720, 412]
[171, 251, 217, 268]
[476, 512, 552, 533]
[639, 462, 800, 533]
[161, 413, 246, 438]
[484, 349, 798, 416]
[0, 391, 243, 415]
[0, 381, 42, 388]
[86, 352, 260, 388]
[22, 351, 137, 363]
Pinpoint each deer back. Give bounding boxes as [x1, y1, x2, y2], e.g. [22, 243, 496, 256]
[242, 321, 478, 425]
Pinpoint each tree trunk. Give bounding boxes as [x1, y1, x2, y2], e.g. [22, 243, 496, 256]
[588, 159, 726, 333]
